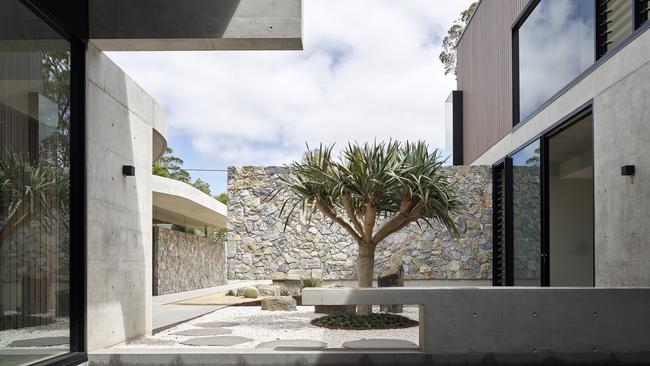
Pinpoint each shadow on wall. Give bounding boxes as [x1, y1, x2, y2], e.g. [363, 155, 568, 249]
[86, 43, 166, 350]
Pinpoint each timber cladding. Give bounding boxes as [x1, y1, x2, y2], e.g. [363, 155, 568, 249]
[456, 0, 528, 164]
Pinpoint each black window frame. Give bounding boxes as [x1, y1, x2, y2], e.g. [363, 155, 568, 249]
[493, 101, 595, 288]
[11, 1, 88, 365]
[512, 0, 649, 128]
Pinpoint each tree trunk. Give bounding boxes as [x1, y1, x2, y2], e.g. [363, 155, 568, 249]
[356, 242, 375, 315]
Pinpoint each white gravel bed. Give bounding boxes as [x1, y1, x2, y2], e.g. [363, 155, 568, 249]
[118, 306, 419, 349]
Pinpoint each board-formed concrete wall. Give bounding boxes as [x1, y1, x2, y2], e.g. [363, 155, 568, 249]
[152, 227, 226, 295]
[85, 42, 166, 351]
[227, 166, 492, 282]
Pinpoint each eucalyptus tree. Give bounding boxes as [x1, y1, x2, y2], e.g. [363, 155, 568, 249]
[273, 141, 462, 314]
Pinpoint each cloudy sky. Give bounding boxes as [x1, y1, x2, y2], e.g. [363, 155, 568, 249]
[107, 0, 473, 195]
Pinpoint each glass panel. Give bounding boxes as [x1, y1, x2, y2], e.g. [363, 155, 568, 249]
[639, 0, 649, 25]
[0, 1, 72, 365]
[512, 141, 541, 286]
[548, 112, 594, 287]
[518, 0, 595, 122]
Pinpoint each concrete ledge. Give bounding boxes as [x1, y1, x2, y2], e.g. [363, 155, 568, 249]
[302, 287, 650, 356]
[88, 349, 650, 366]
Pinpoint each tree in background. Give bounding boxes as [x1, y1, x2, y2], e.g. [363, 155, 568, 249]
[152, 147, 191, 183]
[273, 141, 462, 315]
[192, 178, 212, 196]
[215, 192, 228, 205]
[439, 2, 478, 76]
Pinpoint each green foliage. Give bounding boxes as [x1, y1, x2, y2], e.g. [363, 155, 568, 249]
[192, 178, 212, 195]
[272, 141, 462, 244]
[215, 192, 228, 205]
[153, 147, 191, 183]
[439, 2, 478, 76]
[301, 277, 321, 288]
[243, 286, 259, 298]
[311, 313, 418, 330]
[225, 289, 236, 296]
[280, 287, 290, 296]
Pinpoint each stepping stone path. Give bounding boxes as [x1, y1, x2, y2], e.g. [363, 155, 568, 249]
[171, 328, 232, 336]
[255, 339, 327, 350]
[8, 337, 70, 348]
[342, 339, 418, 349]
[195, 321, 240, 328]
[127, 338, 176, 346]
[181, 336, 253, 347]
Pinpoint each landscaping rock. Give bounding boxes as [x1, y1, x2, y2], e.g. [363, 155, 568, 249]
[256, 284, 281, 296]
[272, 279, 303, 295]
[314, 305, 357, 315]
[378, 254, 404, 313]
[261, 296, 297, 311]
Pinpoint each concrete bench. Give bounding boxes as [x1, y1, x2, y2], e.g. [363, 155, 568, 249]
[303, 287, 650, 357]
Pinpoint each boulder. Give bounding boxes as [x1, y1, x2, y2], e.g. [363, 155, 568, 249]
[256, 285, 281, 297]
[378, 254, 404, 313]
[261, 296, 297, 311]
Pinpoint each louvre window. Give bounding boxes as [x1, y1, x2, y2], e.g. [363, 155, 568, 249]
[598, 0, 634, 55]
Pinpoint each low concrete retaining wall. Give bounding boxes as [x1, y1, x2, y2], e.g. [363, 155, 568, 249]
[303, 287, 650, 357]
[152, 227, 226, 295]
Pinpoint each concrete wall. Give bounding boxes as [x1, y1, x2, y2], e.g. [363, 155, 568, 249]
[472, 29, 650, 287]
[85, 42, 166, 351]
[227, 166, 493, 283]
[303, 287, 650, 358]
[152, 227, 226, 295]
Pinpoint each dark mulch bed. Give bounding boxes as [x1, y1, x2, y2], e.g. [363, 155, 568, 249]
[310, 313, 418, 330]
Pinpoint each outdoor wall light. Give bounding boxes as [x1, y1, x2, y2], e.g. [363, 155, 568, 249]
[621, 165, 635, 176]
[122, 165, 136, 176]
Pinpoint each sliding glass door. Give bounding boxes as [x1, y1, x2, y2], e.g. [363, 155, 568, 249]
[0, 1, 81, 365]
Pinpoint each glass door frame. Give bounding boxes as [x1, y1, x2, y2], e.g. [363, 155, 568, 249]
[12, 1, 88, 365]
[492, 101, 594, 287]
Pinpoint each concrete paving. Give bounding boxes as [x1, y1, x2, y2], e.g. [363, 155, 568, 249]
[255, 339, 327, 350]
[180, 336, 253, 347]
[7, 337, 69, 348]
[153, 280, 269, 333]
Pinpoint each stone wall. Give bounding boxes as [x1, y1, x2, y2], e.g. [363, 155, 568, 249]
[227, 166, 493, 281]
[153, 227, 226, 295]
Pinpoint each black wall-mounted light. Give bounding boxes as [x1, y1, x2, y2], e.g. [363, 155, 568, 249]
[621, 165, 635, 176]
[122, 165, 136, 176]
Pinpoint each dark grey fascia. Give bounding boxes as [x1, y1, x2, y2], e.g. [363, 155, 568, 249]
[89, 0, 302, 51]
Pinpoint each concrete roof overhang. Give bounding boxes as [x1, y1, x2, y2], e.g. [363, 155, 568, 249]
[152, 175, 227, 229]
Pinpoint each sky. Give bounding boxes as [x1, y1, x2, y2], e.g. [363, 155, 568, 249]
[106, 0, 473, 195]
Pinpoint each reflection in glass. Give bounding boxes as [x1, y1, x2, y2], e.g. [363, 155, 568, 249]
[512, 141, 541, 286]
[518, 0, 595, 122]
[0, 1, 71, 365]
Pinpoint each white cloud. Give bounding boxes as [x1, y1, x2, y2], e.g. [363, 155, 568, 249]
[107, 0, 473, 167]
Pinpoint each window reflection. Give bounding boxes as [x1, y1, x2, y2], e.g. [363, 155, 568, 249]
[518, 0, 595, 122]
[512, 141, 541, 286]
[0, 1, 72, 365]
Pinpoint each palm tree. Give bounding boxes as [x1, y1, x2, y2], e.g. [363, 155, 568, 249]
[272, 141, 462, 315]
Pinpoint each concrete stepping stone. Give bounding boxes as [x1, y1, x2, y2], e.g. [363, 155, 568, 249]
[343, 339, 418, 349]
[194, 321, 240, 328]
[171, 328, 232, 336]
[8, 336, 69, 348]
[181, 336, 253, 346]
[127, 338, 176, 346]
[255, 339, 327, 350]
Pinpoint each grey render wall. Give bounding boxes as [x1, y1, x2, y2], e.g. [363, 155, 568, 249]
[472, 29, 650, 286]
[152, 227, 226, 295]
[227, 166, 492, 282]
[85, 42, 166, 351]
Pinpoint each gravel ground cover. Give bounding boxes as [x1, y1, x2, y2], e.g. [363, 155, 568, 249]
[120, 305, 419, 349]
